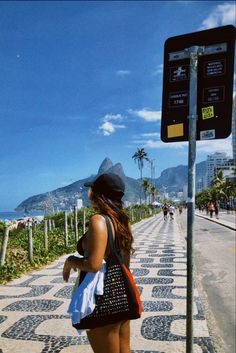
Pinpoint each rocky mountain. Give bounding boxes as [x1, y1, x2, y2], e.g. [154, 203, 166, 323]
[15, 158, 206, 211]
[97, 157, 113, 175]
[15, 158, 139, 211]
[156, 161, 206, 192]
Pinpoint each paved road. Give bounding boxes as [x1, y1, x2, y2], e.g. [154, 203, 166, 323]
[197, 210, 235, 223]
[195, 210, 235, 231]
[0, 215, 215, 353]
[177, 211, 235, 353]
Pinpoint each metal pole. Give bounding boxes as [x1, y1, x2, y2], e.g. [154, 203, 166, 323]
[44, 219, 48, 251]
[186, 46, 199, 353]
[70, 216, 73, 229]
[64, 211, 68, 247]
[0, 227, 10, 266]
[28, 226, 33, 263]
[74, 206, 78, 242]
[48, 219, 52, 231]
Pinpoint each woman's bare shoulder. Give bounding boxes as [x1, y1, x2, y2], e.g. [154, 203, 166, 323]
[89, 214, 107, 231]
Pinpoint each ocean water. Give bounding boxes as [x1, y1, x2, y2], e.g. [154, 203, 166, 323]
[0, 211, 44, 221]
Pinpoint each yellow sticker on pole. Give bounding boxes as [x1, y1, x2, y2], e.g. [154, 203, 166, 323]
[167, 123, 184, 138]
[202, 106, 214, 120]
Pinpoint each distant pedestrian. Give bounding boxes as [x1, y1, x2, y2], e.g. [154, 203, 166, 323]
[208, 202, 215, 218]
[169, 205, 175, 220]
[178, 205, 183, 215]
[214, 202, 219, 219]
[226, 202, 230, 214]
[162, 203, 169, 220]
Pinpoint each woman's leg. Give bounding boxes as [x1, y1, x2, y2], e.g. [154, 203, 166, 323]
[119, 320, 131, 353]
[86, 323, 120, 353]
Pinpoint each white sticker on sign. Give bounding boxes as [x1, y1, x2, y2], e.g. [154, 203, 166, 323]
[200, 130, 215, 140]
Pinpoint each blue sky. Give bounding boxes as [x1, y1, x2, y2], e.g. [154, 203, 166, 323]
[0, 1, 235, 211]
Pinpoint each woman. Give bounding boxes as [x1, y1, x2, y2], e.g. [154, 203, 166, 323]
[208, 201, 215, 218]
[63, 173, 134, 353]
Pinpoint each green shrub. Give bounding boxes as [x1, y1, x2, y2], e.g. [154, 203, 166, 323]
[0, 206, 154, 284]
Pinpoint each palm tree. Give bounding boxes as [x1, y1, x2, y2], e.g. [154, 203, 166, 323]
[142, 179, 150, 205]
[150, 185, 158, 204]
[132, 148, 149, 204]
[212, 169, 225, 187]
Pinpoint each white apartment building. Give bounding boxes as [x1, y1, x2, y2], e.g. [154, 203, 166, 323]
[206, 152, 229, 187]
[216, 162, 236, 181]
[196, 177, 206, 193]
[76, 199, 83, 209]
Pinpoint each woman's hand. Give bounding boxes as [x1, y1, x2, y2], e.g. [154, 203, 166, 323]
[63, 256, 77, 282]
[63, 258, 72, 282]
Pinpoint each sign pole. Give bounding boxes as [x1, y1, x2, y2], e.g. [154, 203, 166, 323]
[161, 24, 235, 353]
[186, 46, 199, 353]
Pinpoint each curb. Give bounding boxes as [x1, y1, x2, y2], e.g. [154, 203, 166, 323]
[195, 213, 235, 231]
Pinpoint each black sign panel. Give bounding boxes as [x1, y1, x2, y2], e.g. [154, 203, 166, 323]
[161, 25, 235, 142]
[204, 59, 225, 77]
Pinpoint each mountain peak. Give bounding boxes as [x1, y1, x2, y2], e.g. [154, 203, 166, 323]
[109, 163, 126, 178]
[97, 157, 113, 175]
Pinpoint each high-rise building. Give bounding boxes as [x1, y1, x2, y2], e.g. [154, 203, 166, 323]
[232, 96, 236, 163]
[76, 199, 83, 209]
[216, 162, 236, 181]
[206, 152, 229, 187]
[196, 177, 206, 193]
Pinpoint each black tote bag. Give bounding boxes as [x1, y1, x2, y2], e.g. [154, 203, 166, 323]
[72, 215, 142, 330]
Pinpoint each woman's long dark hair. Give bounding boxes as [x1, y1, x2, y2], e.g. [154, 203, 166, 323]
[90, 191, 134, 262]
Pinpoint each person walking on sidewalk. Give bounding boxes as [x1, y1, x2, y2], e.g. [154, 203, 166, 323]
[63, 173, 136, 353]
[169, 205, 175, 220]
[162, 203, 169, 220]
[208, 201, 215, 218]
[214, 201, 219, 219]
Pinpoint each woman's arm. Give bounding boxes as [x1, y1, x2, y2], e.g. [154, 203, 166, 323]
[63, 214, 108, 282]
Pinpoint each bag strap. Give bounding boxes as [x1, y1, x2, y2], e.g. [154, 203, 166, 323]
[102, 214, 129, 267]
[102, 215, 117, 254]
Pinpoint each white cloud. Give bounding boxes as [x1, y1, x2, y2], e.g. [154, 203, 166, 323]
[116, 70, 131, 76]
[142, 132, 160, 138]
[132, 136, 187, 149]
[199, 3, 236, 30]
[98, 113, 126, 135]
[128, 108, 162, 122]
[144, 140, 187, 149]
[99, 121, 125, 136]
[153, 64, 163, 76]
[144, 136, 232, 154]
[197, 136, 232, 155]
[103, 113, 123, 122]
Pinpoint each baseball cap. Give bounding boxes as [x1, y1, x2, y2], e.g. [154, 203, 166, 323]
[84, 173, 125, 200]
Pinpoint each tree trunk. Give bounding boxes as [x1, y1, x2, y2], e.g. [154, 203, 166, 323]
[140, 167, 143, 205]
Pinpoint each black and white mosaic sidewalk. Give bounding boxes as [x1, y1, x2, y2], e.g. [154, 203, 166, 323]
[0, 215, 215, 353]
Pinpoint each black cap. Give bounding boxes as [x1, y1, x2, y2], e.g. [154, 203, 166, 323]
[84, 173, 125, 200]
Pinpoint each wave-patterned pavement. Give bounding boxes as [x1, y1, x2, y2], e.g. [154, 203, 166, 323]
[0, 215, 215, 353]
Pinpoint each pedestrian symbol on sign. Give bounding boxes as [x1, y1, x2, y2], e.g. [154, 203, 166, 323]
[170, 65, 189, 82]
[176, 66, 185, 76]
